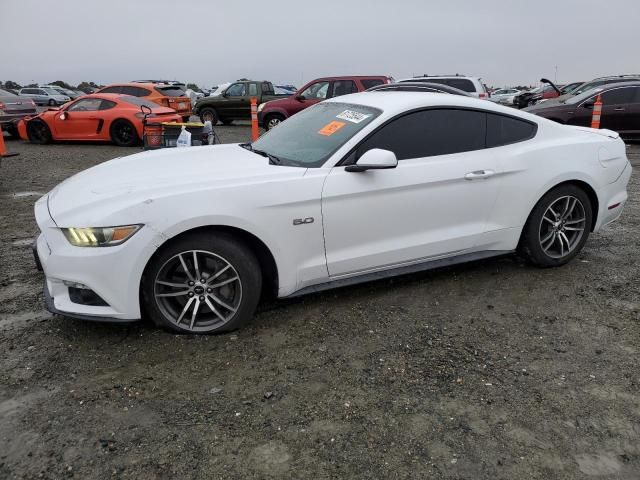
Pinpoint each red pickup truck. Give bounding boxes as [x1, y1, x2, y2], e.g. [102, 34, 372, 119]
[258, 75, 392, 130]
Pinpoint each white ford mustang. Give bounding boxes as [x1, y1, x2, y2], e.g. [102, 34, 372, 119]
[34, 92, 631, 333]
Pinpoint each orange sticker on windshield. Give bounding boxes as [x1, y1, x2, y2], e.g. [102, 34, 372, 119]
[318, 121, 346, 136]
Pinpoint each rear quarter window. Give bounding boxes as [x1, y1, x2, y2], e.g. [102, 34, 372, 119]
[447, 79, 476, 92]
[486, 113, 537, 148]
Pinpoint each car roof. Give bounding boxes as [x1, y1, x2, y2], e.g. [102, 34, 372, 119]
[588, 81, 640, 91]
[310, 76, 389, 81]
[324, 91, 537, 120]
[367, 82, 471, 96]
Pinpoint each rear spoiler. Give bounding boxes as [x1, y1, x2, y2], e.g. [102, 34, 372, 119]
[569, 126, 620, 139]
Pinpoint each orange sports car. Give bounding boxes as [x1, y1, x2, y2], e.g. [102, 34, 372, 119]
[18, 94, 182, 146]
[96, 82, 192, 121]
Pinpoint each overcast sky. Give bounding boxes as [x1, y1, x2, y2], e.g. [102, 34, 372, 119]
[3, 0, 639, 89]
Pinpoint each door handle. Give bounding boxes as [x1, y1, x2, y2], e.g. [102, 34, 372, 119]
[614, 107, 625, 112]
[464, 170, 495, 180]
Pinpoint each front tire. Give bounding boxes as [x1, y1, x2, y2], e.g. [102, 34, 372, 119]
[48, 99, 55, 106]
[264, 113, 285, 131]
[519, 184, 592, 267]
[110, 119, 139, 146]
[26, 119, 52, 144]
[199, 107, 218, 125]
[141, 233, 262, 334]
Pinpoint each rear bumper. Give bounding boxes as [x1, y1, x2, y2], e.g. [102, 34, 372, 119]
[0, 113, 36, 126]
[594, 161, 632, 231]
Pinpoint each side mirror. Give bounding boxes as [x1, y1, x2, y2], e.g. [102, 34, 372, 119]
[295, 95, 305, 102]
[59, 112, 68, 120]
[582, 101, 595, 109]
[345, 149, 398, 172]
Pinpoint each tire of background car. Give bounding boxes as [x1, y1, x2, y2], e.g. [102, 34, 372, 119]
[26, 119, 52, 144]
[48, 99, 55, 106]
[182, 116, 191, 123]
[141, 232, 262, 334]
[199, 107, 218, 125]
[264, 113, 285, 131]
[518, 184, 592, 268]
[109, 119, 139, 147]
[4, 124, 19, 139]
[221, 119, 233, 125]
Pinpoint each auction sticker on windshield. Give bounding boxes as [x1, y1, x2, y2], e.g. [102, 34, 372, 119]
[336, 110, 371, 124]
[318, 121, 346, 136]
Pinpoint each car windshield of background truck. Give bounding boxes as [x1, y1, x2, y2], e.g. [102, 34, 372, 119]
[251, 102, 381, 167]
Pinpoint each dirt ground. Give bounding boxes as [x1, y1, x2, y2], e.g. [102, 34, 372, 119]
[0, 129, 639, 480]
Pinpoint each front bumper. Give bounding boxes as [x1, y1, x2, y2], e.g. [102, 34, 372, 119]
[34, 195, 163, 322]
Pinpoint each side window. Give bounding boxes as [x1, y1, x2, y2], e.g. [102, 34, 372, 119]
[486, 113, 537, 148]
[299, 81, 329, 100]
[361, 79, 384, 90]
[67, 98, 103, 111]
[249, 83, 258, 96]
[357, 109, 486, 160]
[601, 87, 637, 105]
[36, 89, 46, 95]
[99, 100, 117, 110]
[261, 82, 275, 94]
[226, 83, 246, 96]
[331, 80, 357, 97]
[100, 86, 121, 94]
[447, 79, 476, 92]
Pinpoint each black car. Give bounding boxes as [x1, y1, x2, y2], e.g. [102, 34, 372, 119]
[524, 81, 640, 139]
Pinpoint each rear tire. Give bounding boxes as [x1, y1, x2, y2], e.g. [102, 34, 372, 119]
[221, 119, 233, 125]
[141, 232, 262, 334]
[518, 184, 592, 267]
[26, 119, 52, 144]
[199, 107, 218, 125]
[110, 119, 139, 147]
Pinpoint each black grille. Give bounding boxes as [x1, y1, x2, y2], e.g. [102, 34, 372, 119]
[68, 287, 109, 306]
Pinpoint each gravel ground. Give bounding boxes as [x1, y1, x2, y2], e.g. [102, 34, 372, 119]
[0, 130, 639, 479]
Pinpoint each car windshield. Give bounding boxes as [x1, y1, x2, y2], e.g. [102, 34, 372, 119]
[121, 96, 161, 108]
[565, 87, 606, 105]
[250, 102, 381, 168]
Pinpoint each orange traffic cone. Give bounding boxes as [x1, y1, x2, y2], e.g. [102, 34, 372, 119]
[0, 125, 19, 159]
[250, 97, 259, 142]
[590, 94, 603, 129]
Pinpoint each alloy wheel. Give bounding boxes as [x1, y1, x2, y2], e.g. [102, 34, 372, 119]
[154, 250, 242, 332]
[538, 195, 586, 259]
[267, 117, 281, 129]
[114, 123, 134, 144]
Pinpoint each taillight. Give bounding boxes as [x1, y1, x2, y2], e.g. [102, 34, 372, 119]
[479, 92, 488, 99]
[0, 102, 5, 110]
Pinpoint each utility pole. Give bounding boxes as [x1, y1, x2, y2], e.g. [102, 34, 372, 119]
[555, 66, 558, 83]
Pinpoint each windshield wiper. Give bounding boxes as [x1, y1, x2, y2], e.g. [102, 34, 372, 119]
[240, 142, 283, 165]
[253, 148, 282, 165]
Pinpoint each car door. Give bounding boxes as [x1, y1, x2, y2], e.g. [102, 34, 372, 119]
[220, 82, 248, 119]
[598, 86, 639, 135]
[51, 98, 107, 139]
[321, 108, 500, 277]
[291, 81, 330, 114]
[34, 89, 48, 104]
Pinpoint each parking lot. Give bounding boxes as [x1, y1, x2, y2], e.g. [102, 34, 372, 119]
[0, 130, 639, 479]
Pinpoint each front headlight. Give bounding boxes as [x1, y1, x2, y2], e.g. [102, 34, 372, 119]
[61, 225, 142, 247]
[257, 102, 266, 113]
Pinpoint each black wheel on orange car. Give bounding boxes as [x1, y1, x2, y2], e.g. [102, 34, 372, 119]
[26, 119, 52, 144]
[199, 107, 218, 125]
[110, 119, 139, 147]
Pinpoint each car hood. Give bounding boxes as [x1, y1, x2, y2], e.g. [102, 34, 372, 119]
[523, 101, 568, 113]
[47, 144, 306, 225]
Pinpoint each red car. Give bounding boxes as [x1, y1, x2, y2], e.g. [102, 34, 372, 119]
[258, 75, 392, 130]
[18, 94, 182, 146]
